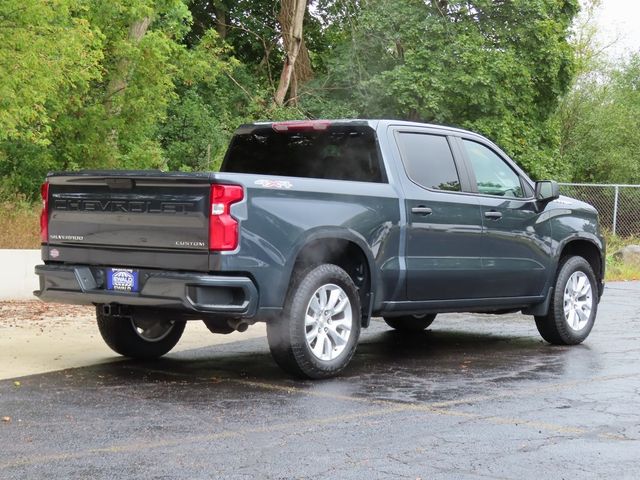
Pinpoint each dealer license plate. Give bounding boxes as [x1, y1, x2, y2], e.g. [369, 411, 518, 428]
[106, 268, 139, 293]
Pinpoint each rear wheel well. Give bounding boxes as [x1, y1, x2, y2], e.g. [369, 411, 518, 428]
[291, 239, 371, 325]
[559, 240, 603, 283]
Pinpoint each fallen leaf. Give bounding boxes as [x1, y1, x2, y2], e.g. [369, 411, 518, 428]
[2, 416, 11, 423]
[13, 381, 21, 387]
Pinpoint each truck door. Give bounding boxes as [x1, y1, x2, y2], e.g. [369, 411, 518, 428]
[393, 129, 485, 301]
[457, 138, 551, 298]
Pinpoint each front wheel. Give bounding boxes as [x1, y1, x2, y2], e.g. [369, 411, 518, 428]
[383, 314, 437, 332]
[267, 264, 361, 379]
[97, 307, 186, 359]
[535, 256, 598, 345]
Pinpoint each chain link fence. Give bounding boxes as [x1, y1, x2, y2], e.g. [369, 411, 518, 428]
[559, 183, 640, 237]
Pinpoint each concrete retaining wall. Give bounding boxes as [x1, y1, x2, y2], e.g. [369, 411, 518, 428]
[0, 249, 41, 300]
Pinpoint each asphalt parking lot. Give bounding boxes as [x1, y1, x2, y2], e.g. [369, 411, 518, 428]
[1, 282, 639, 479]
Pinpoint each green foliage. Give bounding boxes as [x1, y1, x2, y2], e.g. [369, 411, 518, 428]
[159, 88, 228, 171]
[1, 0, 597, 201]
[0, 0, 103, 143]
[54, 0, 193, 170]
[604, 231, 640, 281]
[0, 0, 304, 200]
[304, 0, 579, 180]
[558, 54, 640, 183]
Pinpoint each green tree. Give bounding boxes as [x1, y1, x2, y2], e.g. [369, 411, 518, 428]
[559, 54, 640, 183]
[0, 0, 102, 196]
[555, 0, 640, 184]
[0, 0, 102, 144]
[56, 0, 194, 170]
[1, 0, 586, 201]
[304, 0, 579, 179]
[1, 0, 238, 197]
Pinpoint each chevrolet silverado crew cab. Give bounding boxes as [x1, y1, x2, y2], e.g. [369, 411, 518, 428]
[35, 120, 605, 378]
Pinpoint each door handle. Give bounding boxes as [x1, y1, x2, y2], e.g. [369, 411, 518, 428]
[484, 210, 503, 220]
[411, 206, 432, 216]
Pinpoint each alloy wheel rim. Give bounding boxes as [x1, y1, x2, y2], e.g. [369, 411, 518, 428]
[131, 317, 175, 342]
[304, 283, 353, 361]
[563, 271, 593, 331]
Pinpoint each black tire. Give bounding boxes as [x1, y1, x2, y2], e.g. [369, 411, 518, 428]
[535, 256, 598, 345]
[383, 314, 437, 332]
[96, 306, 186, 359]
[267, 264, 362, 379]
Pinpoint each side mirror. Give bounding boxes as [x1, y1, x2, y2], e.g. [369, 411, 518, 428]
[535, 180, 560, 202]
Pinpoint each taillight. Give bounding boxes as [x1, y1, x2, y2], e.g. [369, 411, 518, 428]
[272, 120, 331, 132]
[40, 181, 49, 243]
[209, 184, 243, 251]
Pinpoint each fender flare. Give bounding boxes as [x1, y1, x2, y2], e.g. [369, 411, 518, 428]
[549, 232, 606, 299]
[554, 233, 605, 273]
[523, 234, 605, 317]
[282, 227, 380, 326]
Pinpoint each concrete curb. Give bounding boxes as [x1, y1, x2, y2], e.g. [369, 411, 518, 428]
[0, 249, 40, 300]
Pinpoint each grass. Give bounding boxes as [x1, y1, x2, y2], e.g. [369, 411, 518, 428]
[603, 232, 640, 281]
[1, 203, 639, 281]
[0, 202, 40, 249]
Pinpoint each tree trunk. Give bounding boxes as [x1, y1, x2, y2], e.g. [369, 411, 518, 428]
[214, 6, 227, 40]
[436, 0, 449, 11]
[274, 0, 307, 107]
[105, 16, 152, 114]
[104, 16, 152, 164]
[290, 70, 299, 106]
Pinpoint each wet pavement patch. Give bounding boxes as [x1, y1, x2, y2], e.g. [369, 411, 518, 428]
[1, 283, 640, 479]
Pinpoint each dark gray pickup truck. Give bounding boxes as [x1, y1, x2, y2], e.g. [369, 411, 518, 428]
[35, 119, 605, 378]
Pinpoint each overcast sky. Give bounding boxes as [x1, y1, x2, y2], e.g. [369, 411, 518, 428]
[594, 0, 640, 58]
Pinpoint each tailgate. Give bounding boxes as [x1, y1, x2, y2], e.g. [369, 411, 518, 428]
[45, 171, 212, 271]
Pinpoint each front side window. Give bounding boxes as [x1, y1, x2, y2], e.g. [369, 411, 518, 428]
[462, 140, 524, 198]
[396, 132, 461, 191]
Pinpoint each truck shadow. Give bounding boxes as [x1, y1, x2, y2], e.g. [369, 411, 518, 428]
[90, 323, 599, 407]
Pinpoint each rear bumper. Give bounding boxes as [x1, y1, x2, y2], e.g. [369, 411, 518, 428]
[34, 264, 258, 317]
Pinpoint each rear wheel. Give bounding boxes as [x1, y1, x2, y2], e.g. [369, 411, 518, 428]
[96, 306, 186, 359]
[267, 264, 361, 379]
[535, 256, 598, 345]
[383, 314, 436, 332]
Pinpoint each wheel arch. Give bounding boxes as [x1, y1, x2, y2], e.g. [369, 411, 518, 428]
[285, 228, 379, 327]
[524, 235, 604, 317]
[556, 236, 604, 283]
[551, 233, 605, 304]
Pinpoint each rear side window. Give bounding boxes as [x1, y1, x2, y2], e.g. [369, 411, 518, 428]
[222, 125, 385, 183]
[396, 132, 460, 191]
